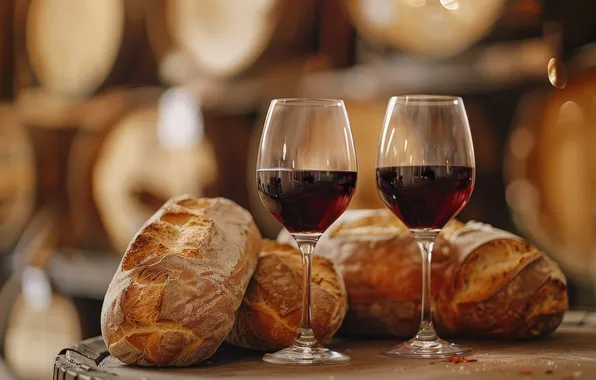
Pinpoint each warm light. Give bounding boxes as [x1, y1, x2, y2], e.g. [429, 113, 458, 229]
[547, 57, 567, 89]
[509, 128, 534, 160]
[22, 267, 52, 311]
[282, 142, 287, 161]
[360, 0, 398, 27]
[440, 0, 459, 11]
[558, 101, 583, 124]
[157, 87, 203, 149]
[404, 139, 408, 151]
[405, 0, 426, 7]
[506, 180, 539, 213]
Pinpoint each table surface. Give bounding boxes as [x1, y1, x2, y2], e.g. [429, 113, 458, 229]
[55, 311, 596, 380]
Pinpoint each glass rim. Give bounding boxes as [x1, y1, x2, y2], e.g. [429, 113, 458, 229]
[390, 95, 462, 105]
[271, 98, 344, 107]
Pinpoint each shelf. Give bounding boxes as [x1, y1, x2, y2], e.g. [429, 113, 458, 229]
[179, 38, 554, 114]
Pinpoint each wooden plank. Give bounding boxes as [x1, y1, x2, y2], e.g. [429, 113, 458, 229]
[54, 355, 138, 380]
[316, 0, 355, 68]
[584, 312, 596, 327]
[183, 37, 553, 115]
[62, 336, 109, 366]
[49, 250, 118, 300]
[55, 319, 596, 380]
[0, 0, 16, 100]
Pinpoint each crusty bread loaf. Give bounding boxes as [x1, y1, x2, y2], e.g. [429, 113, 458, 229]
[278, 211, 568, 339]
[101, 196, 261, 366]
[227, 240, 347, 351]
[278, 209, 458, 337]
[434, 221, 568, 339]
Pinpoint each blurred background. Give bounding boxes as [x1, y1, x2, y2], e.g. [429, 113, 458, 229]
[0, 0, 596, 378]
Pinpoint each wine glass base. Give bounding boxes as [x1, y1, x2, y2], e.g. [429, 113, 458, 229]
[383, 337, 472, 359]
[263, 346, 351, 366]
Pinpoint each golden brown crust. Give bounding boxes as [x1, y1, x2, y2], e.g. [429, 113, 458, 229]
[283, 210, 567, 339]
[101, 196, 261, 366]
[289, 209, 460, 337]
[227, 240, 347, 351]
[434, 235, 568, 339]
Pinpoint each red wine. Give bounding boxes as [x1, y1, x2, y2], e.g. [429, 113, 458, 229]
[376, 165, 474, 229]
[257, 169, 357, 233]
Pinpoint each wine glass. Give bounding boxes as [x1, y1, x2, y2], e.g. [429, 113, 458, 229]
[376, 95, 475, 358]
[256, 98, 357, 365]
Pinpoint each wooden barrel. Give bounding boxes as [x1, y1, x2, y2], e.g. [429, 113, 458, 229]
[541, 0, 596, 50]
[68, 88, 217, 253]
[147, 0, 317, 79]
[344, 0, 505, 59]
[12, 88, 106, 251]
[15, 89, 93, 130]
[0, 105, 36, 253]
[505, 61, 596, 281]
[0, 266, 84, 380]
[14, 0, 158, 98]
[3, 291, 82, 380]
[54, 312, 596, 379]
[0, 0, 16, 100]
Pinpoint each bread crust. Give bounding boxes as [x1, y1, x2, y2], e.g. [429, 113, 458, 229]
[434, 230, 568, 339]
[278, 211, 568, 339]
[227, 240, 347, 351]
[279, 209, 458, 337]
[101, 196, 261, 366]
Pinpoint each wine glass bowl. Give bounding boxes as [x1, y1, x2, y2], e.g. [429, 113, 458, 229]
[376, 95, 475, 358]
[256, 98, 357, 365]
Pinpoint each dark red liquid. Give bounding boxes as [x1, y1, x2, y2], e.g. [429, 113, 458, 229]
[257, 169, 357, 233]
[376, 165, 474, 229]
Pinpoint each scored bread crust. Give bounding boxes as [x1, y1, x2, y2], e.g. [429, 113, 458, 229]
[101, 196, 261, 366]
[434, 232, 568, 339]
[227, 240, 347, 351]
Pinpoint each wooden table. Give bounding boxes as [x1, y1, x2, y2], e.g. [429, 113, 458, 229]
[54, 312, 596, 380]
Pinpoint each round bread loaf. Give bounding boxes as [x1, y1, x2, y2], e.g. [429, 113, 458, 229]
[434, 221, 568, 339]
[278, 209, 459, 337]
[227, 240, 347, 351]
[101, 196, 261, 366]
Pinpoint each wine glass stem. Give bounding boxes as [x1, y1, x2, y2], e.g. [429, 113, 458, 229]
[294, 239, 317, 348]
[415, 237, 438, 341]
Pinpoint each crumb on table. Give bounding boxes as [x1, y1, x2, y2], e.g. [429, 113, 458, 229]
[443, 356, 478, 364]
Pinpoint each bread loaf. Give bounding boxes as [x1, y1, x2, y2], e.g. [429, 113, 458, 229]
[434, 221, 568, 339]
[278, 211, 568, 339]
[278, 209, 458, 337]
[227, 240, 347, 351]
[101, 196, 261, 366]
